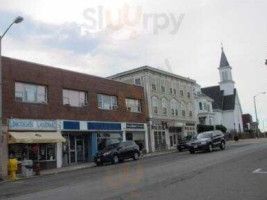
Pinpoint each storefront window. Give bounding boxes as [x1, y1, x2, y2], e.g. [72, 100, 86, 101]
[9, 144, 56, 161]
[97, 133, 122, 151]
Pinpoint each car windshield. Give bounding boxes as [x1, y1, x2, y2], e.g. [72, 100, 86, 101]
[103, 143, 120, 151]
[196, 132, 212, 139]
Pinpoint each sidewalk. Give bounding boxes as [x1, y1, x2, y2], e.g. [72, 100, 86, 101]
[1, 148, 178, 183]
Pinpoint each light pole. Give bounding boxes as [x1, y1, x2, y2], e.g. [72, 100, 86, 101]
[0, 16, 23, 180]
[253, 92, 266, 138]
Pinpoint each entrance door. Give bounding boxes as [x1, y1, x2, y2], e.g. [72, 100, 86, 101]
[68, 135, 85, 164]
[170, 136, 173, 147]
[76, 137, 85, 163]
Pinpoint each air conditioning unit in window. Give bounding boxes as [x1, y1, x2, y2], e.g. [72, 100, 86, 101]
[82, 101, 88, 107]
[65, 103, 71, 106]
[113, 105, 118, 109]
[15, 97, 23, 102]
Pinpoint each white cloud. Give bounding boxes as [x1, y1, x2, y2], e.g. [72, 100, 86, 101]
[1, 0, 267, 130]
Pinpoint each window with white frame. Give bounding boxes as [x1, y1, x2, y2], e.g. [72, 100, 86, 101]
[181, 102, 186, 117]
[152, 96, 158, 114]
[98, 94, 118, 110]
[134, 78, 141, 86]
[161, 80, 165, 93]
[15, 82, 47, 103]
[63, 89, 87, 107]
[161, 98, 167, 115]
[170, 99, 178, 116]
[199, 102, 203, 110]
[180, 90, 184, 97]
[188, 103, 193, 118]
[126, 98, 141, 113]
[151, 78, 157, 91]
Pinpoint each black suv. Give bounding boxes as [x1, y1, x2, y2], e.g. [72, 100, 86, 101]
[177, 135, 194, 152]
[188, 131, 226, 154]
[94, 141, 140, 166]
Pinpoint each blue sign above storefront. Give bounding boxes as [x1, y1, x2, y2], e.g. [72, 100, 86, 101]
[9, 119, 57, 131]
[88, 122, 121, 131]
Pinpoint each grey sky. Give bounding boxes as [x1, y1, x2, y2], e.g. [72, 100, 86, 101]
[0, 0, 266, 130]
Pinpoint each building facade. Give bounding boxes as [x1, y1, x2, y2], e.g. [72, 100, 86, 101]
[109, 66, 197, 152]
[193, 84, 214, 126]
[201, 47, 244, 133]
[1, 57, 148, 177]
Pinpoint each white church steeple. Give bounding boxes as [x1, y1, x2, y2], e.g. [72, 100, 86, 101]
[219, 46, 235, 95]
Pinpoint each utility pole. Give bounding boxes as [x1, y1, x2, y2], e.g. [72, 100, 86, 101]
[253, 92, 266, 138]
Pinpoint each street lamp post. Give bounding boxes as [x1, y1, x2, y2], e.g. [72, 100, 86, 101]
[0, 16, 23, 180]
[253, 92, 266, 138]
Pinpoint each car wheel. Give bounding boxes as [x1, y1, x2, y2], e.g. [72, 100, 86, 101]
[96, 162, 103, 166]
[189, 149, 195, 154]
[178, 148, 183, 152]
[133, 152, 140, 160]
[112, 155, 119, 164]
[220, 141, 225, 150]
[208, 144, 213, 152]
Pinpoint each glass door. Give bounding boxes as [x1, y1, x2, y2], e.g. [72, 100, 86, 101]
[69, 135, 76, 164]
[76, 137, 85, 163]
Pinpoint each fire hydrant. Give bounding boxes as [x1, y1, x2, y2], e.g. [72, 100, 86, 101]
[8, 158, 18, 180]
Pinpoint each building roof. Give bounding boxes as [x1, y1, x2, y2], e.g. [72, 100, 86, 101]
[220, 48, 230, 68]
[201, 85, 236, 111]
[108, 65, 196, 84]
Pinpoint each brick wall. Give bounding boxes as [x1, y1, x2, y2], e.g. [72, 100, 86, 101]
[2, 57, 148, 124]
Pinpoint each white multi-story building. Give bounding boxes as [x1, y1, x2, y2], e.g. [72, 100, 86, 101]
[194, 83, 215, 126]
[201, 47, 243, 133]
[109, 66, 197, 152]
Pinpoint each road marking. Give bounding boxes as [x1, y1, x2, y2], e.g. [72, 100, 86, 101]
[252, 168, 267, 174]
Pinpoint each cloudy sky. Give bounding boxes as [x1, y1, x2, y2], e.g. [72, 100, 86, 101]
[0, 0, 267, 130]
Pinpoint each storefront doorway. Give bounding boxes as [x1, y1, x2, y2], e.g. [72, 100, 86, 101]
[169, 127, 182, 148]
[63, 134, 88, 165]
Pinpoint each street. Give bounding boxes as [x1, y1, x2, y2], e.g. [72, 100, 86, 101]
[1, 139, 267, 200]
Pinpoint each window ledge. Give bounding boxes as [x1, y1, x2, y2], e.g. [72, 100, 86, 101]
[15, 101, 48, 106]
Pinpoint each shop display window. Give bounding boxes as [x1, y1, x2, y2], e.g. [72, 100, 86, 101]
[9, 143, 56, 161]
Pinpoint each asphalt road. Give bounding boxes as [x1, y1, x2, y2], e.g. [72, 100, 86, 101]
[1, 139, 267, 200]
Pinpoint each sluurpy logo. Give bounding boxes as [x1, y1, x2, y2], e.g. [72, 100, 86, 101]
[82, 4, 185, 39]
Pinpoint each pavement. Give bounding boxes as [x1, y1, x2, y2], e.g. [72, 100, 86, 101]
[0, 138, 267, 200]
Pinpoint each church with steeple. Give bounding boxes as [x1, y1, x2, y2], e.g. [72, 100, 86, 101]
[201, 47, 244, 133]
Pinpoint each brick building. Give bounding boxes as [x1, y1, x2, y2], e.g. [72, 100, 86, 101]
[1, 57, 148, 176]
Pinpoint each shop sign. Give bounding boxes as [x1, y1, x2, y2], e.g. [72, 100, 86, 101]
[9, 119, 57, 131]
[126, 123, 144, 129]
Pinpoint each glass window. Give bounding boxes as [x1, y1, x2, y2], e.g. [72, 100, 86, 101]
[126, 98, 141, 113]
[187, 92, 191, 98]
[180, 90, 184, 97]
[98, 94, 118, 110]
[134, 78, 141, 86]
[199, 102, 203, 110]
[9, 144, 56, 161]
[151, 78, 157, 91]
[152, 96, 158, 114]
[170, 99, 178, 116]
[161, 80, 165, 93]
[15, 82, 47, 103]
[161, 98, 167, 115]
[63, 89, 87, 107]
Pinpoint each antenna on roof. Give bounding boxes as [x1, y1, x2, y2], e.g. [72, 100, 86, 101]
[221, 42, 224, 50]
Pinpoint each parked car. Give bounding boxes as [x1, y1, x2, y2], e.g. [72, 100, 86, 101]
[188, 130, 226, 154]
[94, 141, 140, 166]
[177, 135, 194, 152]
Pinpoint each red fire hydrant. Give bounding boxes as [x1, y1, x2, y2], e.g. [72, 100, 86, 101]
[35, 162, 40, 176]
